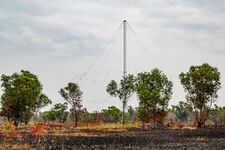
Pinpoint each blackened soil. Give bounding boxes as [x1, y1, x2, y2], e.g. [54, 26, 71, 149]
[1, 128, 225, 150]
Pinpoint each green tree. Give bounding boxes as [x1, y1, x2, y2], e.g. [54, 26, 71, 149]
[41, 102, 68, 123]
[79, 108, 93, 124]
[209, 104, 225, 127]
[172, 101, 193, 122]
[53, 102, 69, 123]
[101, 106, 121, 123]
[0, 70, 50, 126]
[136, 69, 173, 128]
[59, 82, 82, 127]
[127, 106, 136, 123]
[41, 110, 56, 121]
[35, 93, 52, 115]
[180, 63, 221, 127]
[106, 74, 135, 125]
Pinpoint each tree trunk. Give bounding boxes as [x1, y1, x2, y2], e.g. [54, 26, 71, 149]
[122, 100, 126, 125]
[122, 111, 125, 125]
[14, 120, 19, 127]
[25, 120, 29, 125]
[75, 113, 78, 127]
[197, 108, 205, 128]
[141, 121, 145, 130]
[197, 121, 202, 128]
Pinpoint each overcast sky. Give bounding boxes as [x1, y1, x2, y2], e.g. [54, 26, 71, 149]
[0, 0, 225, 112]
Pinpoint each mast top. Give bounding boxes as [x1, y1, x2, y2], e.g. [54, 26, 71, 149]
[123, 20, 127, 23]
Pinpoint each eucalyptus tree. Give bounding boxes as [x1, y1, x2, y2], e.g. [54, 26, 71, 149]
[172, 101, 193, 122]
[180, 63, 221, 127]
[106, 74, 135, 125]
[36, 93, 52, 115]
[101, 106, 121, 123]
[59, 82, 82, 127]
[0, 70, 50, 126]
[41, 102, 68, 123]
[136, 68, 173, 128]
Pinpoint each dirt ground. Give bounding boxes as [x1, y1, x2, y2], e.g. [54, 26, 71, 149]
[1, 127, 225, 150]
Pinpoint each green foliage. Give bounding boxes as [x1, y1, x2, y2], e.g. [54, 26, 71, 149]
[180, 63, 221, 127]
[172, 101, 194, 122]
[36, 93, 52, 113]
[59, 82, 82, 127]
[127, 106, 136, 122]
[101, 106, 122, 123]
[136, 68, 173, 127]
[106, 80, 118, 97]
[137, 104, 149, 123]
[106, 74, 135, 124]
[79, 108, 94, 124]
[41, 110, 56, 122]
[107, 75, 135, 100]
[0, 70, 50, 126]
[41, 102, 68, 123]
[209, 104, 225, 126]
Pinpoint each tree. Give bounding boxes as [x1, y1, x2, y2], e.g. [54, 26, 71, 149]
[41, 102, 68, 123]
[59, 82, 82, 127]
[29, 94, 52, 122]
[136, 69, 173, 128]
[180, 63, 221, 127]
[52, 102, 69, 123]
[101, 106, 122, 123]
[79, 108, 93, 124]
[127, 106, 136, 123]
[35, 94, 52, 115]
[106, 74, 135, 125]
[209, 104, 225, 127]
[172, 101, 194, 122]
[41, 110, 56, 122]
[0, 70, 50, 126]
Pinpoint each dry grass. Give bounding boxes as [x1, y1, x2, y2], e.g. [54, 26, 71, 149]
[76, 123, 140, 130]
[0, 121, 225, 149]
[45, 122, 141, 136]
[182, 126, 197, 130]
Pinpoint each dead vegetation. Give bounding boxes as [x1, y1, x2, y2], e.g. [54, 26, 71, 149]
[0, 121, 225, 149]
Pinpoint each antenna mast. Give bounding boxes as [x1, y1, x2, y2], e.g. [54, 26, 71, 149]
[123, 20, 127, 78]
[122, 20, 127, 125]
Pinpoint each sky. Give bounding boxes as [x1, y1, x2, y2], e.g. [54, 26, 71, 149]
[0, 0, 225, 112]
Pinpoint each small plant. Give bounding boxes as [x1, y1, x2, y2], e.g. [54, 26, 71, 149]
[31, 123, 46, 136]
[0, 118, 17, 149]
[29, 123, 47, 149]
[1, 118, 16, 138]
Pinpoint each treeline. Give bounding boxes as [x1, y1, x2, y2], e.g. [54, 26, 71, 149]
[37, 105, 136, 125]
[106, 63, 221, 128]
[171, 102, 225, 128]
[0, 63, 222, 128]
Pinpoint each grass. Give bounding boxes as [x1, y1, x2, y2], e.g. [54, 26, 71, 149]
[0, 121, 224, 149]
[76, 122, 140, 130]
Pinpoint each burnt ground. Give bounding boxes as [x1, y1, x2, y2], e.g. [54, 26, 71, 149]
[1, 128, 225, 149]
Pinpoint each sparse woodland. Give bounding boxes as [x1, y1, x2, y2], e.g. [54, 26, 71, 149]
[0, 63, 224, 149]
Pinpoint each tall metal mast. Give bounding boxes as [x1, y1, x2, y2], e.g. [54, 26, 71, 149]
[123, 20, 127, 78]
[122, 20, 127, 125]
